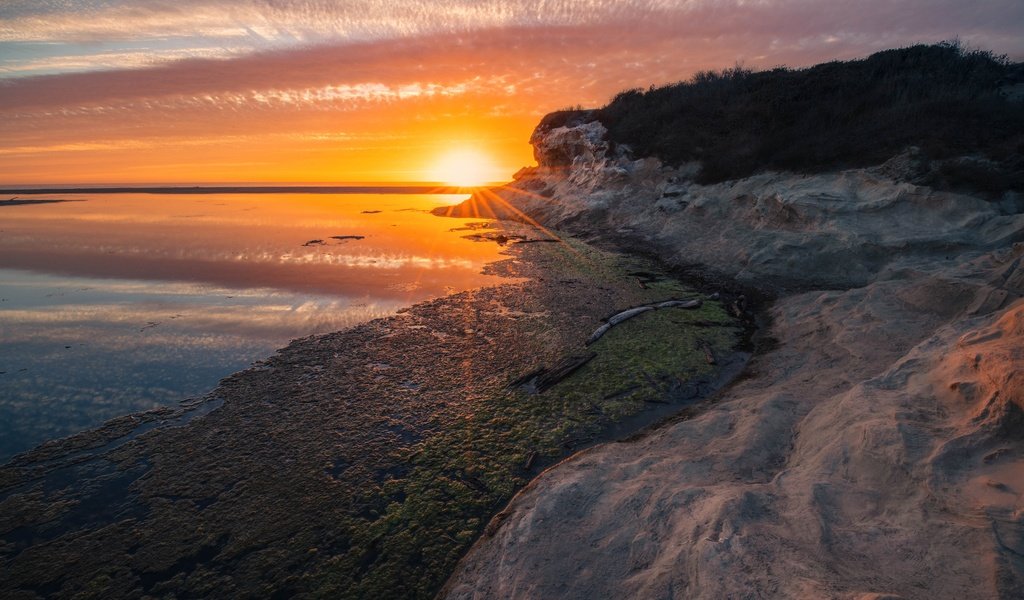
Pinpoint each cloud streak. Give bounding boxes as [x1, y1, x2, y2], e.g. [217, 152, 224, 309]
[2, 1, 1021, 75]
[0, 0, 1021, 184]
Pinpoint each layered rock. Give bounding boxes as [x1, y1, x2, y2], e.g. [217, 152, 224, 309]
[442, 118, 1024, 598]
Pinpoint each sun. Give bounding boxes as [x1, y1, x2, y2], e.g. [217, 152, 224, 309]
[430, 147, 502, 187]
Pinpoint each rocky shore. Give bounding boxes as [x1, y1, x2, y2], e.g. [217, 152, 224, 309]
[439, 114, 1024, 598]
[0, 221, 747, 598]
[5, 43, 1023, 599]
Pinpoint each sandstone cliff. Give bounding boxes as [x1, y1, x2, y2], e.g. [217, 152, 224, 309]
[442, 115, 1024, 598]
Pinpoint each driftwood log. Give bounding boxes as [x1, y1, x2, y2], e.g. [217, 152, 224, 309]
[508, 353, 598, 393]
[586, 298, 702, 345]
[510, 297, 707, 393]
[607, 306, 654, 326]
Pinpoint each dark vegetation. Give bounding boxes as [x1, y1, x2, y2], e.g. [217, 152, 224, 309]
[592, 42, 1024, 188]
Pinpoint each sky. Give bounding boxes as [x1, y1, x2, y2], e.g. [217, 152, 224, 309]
[1, 1, 1022, 185]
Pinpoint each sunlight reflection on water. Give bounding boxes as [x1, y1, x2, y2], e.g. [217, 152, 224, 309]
[0, 192, 503, 460]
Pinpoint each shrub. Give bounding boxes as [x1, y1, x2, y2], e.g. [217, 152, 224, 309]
[594, 42, 1024, 189]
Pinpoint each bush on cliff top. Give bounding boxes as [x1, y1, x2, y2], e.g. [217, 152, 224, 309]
[595, 42, 1024, 187]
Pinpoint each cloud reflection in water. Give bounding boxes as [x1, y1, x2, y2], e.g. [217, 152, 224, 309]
[0, 192, 507, 460]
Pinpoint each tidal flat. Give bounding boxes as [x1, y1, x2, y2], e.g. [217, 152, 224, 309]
[0, 223, 748, 599]
[0, 192, 506, 460]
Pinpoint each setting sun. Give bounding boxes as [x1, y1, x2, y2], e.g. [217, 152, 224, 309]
[430, 148, 505, 187]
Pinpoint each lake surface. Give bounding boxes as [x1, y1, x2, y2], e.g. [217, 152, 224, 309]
[0, 192, 505, 461]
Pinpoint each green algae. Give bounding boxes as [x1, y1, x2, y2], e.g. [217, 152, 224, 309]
[309, 238, 743, 599]
[0, 228, 747, 599]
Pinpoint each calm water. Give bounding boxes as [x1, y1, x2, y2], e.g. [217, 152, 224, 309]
[0, 192, 504, 461]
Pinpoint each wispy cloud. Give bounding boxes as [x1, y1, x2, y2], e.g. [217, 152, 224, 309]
[0, 131, 414, 157]
[0, 47, 250, 76]
[0, 0, 1021, 183]
[3, 1, 1021, 76]
[3, 80, 481, 119]
[0, 1, 666, 43]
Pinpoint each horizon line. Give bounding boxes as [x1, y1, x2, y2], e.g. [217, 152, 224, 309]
[0, 182, 511, 195]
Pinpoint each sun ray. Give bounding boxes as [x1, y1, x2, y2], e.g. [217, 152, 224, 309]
[430, 147, 504, 187]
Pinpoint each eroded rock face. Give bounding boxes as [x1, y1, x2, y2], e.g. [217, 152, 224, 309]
[469, 120, 1024, 294]
[441, 121, 1024, 599]
[530, 119, 610, 169]
[446, 252, 1024, 599]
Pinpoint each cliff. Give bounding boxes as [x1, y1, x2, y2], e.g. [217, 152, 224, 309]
[440, 72, 1024, 598]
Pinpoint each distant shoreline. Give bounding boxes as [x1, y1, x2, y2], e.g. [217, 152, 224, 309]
[0, 198, 82, 207]
[0, 185, 490, 195]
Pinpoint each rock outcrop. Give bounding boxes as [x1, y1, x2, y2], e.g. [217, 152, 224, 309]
[442, 118, 1024, 598]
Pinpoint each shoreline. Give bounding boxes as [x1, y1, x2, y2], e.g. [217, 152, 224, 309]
[0, 190, 509, 462]
[0, 221, 752, 598]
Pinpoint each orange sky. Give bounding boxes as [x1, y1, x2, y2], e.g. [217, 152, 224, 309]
[1, 1, 1022, 185]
